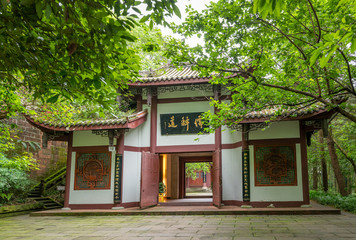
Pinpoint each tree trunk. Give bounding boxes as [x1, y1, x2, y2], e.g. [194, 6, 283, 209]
[333, 137, 356, 175]
[326, 129, 348, 196]
[312, 166, 318, 190]
[319, 131, 328, 192]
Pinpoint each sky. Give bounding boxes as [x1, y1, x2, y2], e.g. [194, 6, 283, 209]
[158, 0, 214, 46]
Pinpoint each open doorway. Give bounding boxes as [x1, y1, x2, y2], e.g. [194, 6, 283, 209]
[179, 156, 213, 199]
[158, 153, 213, 205]
[185, 162, 212, 197]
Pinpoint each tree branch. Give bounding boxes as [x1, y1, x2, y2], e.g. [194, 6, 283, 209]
[307, 0, 321, 43]
[257, 18, 308, 60]
[332, 136, 356, 175]
[337, 48, 355, 94]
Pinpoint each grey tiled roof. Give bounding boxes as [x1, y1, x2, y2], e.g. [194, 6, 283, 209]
[140, 65, 202, 81]
[241, 103, 328, 121]
[133, 65, 210, 85]
[26, 110, 147, 131]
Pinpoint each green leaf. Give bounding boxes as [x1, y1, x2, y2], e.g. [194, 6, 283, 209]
[35, 1, 44, 19]
[310, 48, 323, 66]
[259, 0, 266, 10]
[340, 32, 352, 43]
[173, 4, 181, 18]
[351, 38, 356, 53]
[45, 4, 52, 19]
[140, 15, 150, 23]
[320, 52, 332, 68]
[149, 19, 153, 30]
[47, 94, 59, 103]
[271, 0, 277, 11]
[132, 7, 141, 14]
[20, 0, 34, 6]
[253, 0, 259, 13]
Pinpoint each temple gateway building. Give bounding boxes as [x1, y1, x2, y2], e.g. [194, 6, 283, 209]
[27, 66, 334, 209]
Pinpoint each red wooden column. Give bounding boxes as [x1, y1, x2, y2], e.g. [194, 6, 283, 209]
[300, 122, 310, 205]
[212, 85, 222, 208]
[150, 94, 157, 154]
[140, 87, 159, 208]
[63, 131, 73, 209]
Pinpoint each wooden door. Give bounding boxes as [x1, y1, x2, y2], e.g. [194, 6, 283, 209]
[140, 151, 159, 209]
[212, 149, 222, 208]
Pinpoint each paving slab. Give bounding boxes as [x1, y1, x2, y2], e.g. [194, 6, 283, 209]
[0, 213, 355, 239]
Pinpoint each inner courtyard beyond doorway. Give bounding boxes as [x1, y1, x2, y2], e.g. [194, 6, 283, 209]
[159, 153, 213, 205]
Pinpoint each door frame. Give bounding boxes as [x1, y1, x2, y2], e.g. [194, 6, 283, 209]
[179, 156, 213, 199]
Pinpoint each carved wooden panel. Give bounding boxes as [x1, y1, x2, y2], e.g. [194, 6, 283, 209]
[74, 152, 111, 190]
[254, 146, 297, 186]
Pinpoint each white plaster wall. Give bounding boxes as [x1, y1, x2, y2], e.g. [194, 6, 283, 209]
[124, 105, 151, 147]
[249, 121, 300, 140]
[222, 148, 243, 201]
[73, 131, 115, 147]
[122, 151, 142, 203]
[158, 89, 213, 99]
[157, 102, 215, 146]
[69, 151, 115, 204]
[221, 126, 242, 144]
[249, 144, 303, 202]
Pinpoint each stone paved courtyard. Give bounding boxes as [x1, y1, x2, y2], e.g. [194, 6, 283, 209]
[1, 213, 355, 240]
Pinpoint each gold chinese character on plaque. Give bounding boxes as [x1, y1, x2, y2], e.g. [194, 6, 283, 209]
[168, 116, 177, 128]
[194, 115, 203, 128]
[181, 116, 190, 131]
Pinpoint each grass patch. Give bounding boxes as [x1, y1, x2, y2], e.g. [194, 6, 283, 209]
[310, 190, 356, 214]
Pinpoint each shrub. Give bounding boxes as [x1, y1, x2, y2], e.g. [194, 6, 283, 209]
[0, 168, 33, 205]
[310, 190, 356, 214]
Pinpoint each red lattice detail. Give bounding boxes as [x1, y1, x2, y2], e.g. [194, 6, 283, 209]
[74, 152, 111, 190]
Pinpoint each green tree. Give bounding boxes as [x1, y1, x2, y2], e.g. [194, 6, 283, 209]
[0, 0, 180, 119]
[185, 162, 212, 180]
[166, 0, 356, 126]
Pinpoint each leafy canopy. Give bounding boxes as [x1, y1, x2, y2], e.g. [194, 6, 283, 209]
[0, 0, 180, 119]
[166, 0, 356, 125]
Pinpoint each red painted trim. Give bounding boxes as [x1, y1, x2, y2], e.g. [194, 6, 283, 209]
[300, 122, 310, 204]
[68, 204, 114, 209]
[222, 142, 242, 149]
[150, 96, 157, 153]
[156, 144, 215, 153]
[222, 200, 307, 208]
[180, 156, 213, 161]
[72, 146, 109, 152]
[180, 156, 213, 198]
[124, 139, 302, 153]
[136, 94, 142, 112]
[129, 78, 210, 87]
[127, 115, 147, 129]
[122, 202, 140, 208]
[68, 202, 140, 209]
[215, 128, 222, 150]
[124, 146, 150, 152]
[249, 138, 301, 146]
[64, 132, 73, 208]
[117, 134, 125, 154]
